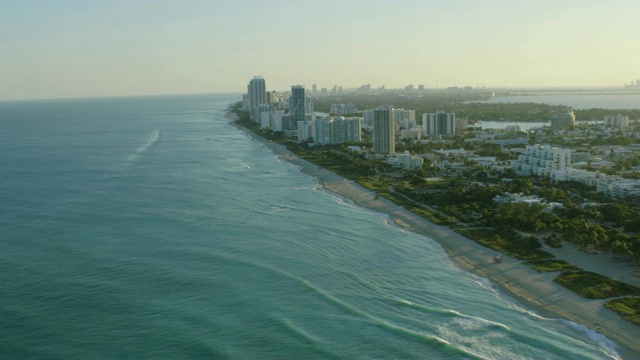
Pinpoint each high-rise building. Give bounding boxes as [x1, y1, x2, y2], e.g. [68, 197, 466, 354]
[455, 117, 469, 130]
[281, 114, 294, 131]
[297, 120, 315, 142]
[289, 85, 306, 129]
[257, 104, 272, 129]
[265, 90, 278, 104]
[362, 109, 374, 128]
[423, 112, 456, 135]
[551, 111, 575, 130]
[604, 114, 629, 128]
[248, 76, 266, 121]
[372, 106, 395, 155]
[394, 109, 416, 129]
[313, 117, 361, 145]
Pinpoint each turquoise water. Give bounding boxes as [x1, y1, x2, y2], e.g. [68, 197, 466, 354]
[0, 94, 621, 359]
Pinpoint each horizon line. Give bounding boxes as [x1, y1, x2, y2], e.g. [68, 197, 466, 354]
[3, 85, 640, 103]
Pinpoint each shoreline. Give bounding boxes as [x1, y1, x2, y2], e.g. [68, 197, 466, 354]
[228, 115, 639, 359]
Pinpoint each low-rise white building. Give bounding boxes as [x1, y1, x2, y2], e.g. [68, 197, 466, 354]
[550, 168, 610, 187]
[518, 148, 640, 198]
[597, 179, 640, 198]
[493, 193, 563, 211]
[434, 148, 467, 157]
[389, 151, 424, 170]
[513, 144, 572, 177]
[469, 156, 496, 168]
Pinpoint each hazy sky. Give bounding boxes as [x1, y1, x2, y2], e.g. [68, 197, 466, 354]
[1, 0, 639, 100]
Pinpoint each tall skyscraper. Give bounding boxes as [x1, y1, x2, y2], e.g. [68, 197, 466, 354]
[289, 85, 306, 129]
[423, 112, 455, 135]
[373, 106, 395, 155]
[248, 76, 266, 121]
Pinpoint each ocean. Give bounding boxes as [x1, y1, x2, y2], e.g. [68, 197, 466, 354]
[0, 94, 621, 359]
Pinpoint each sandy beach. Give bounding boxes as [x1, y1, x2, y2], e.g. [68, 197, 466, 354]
[229, 118, 640, 359]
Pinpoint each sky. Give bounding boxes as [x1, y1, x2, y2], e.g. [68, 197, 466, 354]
[1, 0, 639, 101]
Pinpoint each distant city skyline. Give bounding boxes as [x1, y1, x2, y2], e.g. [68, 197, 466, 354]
[1, 0, 640, 101]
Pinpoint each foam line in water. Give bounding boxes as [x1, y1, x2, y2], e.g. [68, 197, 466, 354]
[559, 320, 621, 360]
[128, 128, 160, 162]
[40, 128, 162, 215]
[459, 271, 620, 357]
[374, 321, 486, 360]
[393, 299, 453, 317]
[91, 128, 161, 184]
[203, 250, 485, 359]
[446, 310, 510, 331]
[274, 317, 340, 359]
[396, 300, 511, 332]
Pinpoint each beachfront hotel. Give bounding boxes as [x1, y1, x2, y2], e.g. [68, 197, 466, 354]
[248, 76, 266, 121]
[289, 85, 306, 129]
[372, 106, 395, 155]
[313, 117, 362, 145]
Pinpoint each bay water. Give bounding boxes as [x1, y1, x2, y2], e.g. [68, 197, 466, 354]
[478, 92, 640, 110]
[0, 94, 621, 359]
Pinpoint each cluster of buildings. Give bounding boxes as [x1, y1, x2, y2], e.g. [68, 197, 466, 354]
[550, 112, 632, 130]
[492, 192, 564, 212]
[360, 108, 464, 138]
[244, 77, 315, 136]
[603, 114, 629, 128]
[313, 82, 490, 96]
[243, 77, 640, 196]
[623, 79, 640, 89]
[514, 144, 640, 197]
[245, 77, 362, 146]
[543, 111, 632, 131]
[243, 76, 463, 170]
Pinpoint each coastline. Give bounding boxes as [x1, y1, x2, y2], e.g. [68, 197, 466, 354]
[227, 114, 639, 359]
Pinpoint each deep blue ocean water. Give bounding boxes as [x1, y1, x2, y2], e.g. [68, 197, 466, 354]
[0, 94, 622, 359]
